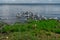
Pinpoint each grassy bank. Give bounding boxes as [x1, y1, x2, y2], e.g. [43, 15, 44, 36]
[0, 19, 60, 40]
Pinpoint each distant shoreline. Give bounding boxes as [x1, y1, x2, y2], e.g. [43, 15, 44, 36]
[0, 3, 60, 5]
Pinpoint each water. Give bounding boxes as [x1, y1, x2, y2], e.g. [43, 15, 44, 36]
[0, 4, 60, 24]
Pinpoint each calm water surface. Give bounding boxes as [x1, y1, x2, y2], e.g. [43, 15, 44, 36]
[0, 5, 60, 24]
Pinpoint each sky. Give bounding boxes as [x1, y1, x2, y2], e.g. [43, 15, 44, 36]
[0, 0, 60, 3]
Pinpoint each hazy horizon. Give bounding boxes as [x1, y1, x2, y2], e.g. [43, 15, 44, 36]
[0, 0, 60, 3]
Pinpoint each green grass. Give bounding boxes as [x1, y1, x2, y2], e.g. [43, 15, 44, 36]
[0, 19, 60, 40]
